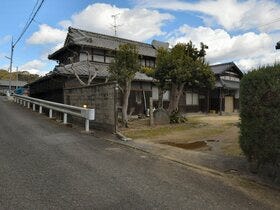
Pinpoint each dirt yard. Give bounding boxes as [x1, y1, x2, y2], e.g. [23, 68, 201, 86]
[121, 114, 242, 157]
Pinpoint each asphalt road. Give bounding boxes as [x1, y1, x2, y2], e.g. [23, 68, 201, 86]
[0, 96, 275, 209]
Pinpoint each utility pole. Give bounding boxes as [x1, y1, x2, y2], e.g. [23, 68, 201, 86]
[5, 38, 14, 95]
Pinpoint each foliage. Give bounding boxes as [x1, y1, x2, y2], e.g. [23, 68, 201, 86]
[154, 47, 173, 90]
[239, 64, 280, 167]
[154, 41, 215, 114]
[109, 44, 141, 126]
[141, 66, 155, 78]
[0, 69, 40, 83]
[169, 109, 188, 124]
[109, 44, 141, 88]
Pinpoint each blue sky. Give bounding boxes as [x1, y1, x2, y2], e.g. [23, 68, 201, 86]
[0, 0, 280, 75]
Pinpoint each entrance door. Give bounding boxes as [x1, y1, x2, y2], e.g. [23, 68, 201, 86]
[225, 96, 234, 112]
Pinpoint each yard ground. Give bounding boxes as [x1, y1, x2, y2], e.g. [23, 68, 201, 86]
[121, 114, 241, 157]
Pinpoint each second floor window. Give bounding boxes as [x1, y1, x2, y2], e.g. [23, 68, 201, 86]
[93, 49, 105, 62]
[79, 52, 88, 61]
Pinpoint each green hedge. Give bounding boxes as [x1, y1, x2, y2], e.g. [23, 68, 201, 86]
[239, 64, 280, 167]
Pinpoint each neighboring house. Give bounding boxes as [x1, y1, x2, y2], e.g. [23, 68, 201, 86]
[29, 27, 243, 115]
[0, 80, 27, 95]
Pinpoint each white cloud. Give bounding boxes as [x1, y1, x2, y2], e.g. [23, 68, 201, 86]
[167, 25, 280, 71]
[137, 0, 280, 32]
[19, 59, 48, 75]
[59, 3, 173, 41]
[27, 24, 67, 45]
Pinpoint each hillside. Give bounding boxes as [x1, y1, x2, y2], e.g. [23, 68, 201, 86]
[0, 69, 41, 84]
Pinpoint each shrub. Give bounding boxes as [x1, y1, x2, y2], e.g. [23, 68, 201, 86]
[239, 64, 280, 168]
[170, 109, 187, 124]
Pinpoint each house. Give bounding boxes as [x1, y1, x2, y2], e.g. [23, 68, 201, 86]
[29, 27, 243, 115]
[0, 80, 27, 95]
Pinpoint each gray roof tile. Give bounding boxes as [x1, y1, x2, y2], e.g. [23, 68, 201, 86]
[53, 61, 154, 82]
[63, 27, 159, 57]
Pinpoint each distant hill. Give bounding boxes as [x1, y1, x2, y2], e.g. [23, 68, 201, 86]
[0, 69, 41, 84]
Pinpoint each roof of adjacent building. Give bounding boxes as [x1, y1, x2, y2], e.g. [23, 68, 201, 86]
[0, 80, 27, 87]
[210, 62, 243, 77]
[49, 27, 169, 59]
[52, 61, 154, 82]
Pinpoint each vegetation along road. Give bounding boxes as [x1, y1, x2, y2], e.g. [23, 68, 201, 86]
[0, 96, 277, 209]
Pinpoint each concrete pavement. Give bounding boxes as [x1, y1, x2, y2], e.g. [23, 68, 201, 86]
[0, 96, 278, 209]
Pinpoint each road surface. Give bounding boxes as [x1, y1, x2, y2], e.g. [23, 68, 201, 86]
[0, 96, 276, 209]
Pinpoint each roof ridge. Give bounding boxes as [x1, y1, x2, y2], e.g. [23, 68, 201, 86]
[210, 61, 234, 67]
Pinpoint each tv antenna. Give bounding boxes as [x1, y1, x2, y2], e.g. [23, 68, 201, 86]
[111, 13, 122, 37]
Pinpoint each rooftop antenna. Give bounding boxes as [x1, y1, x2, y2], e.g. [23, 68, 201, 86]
[111, 13, 122, 37]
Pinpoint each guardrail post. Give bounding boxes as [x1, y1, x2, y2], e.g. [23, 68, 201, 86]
[49, 109, 53, 118]
[63, 113, 67, 124]
[39, 106, 42, 114]
[27, 102, 30, 109]
[85, 119, 89, 132]
[23, 101, 26, 107]
[33, 104, 36, 111]
[20, 100, 22, 105]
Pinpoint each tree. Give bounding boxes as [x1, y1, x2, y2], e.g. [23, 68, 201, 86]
[154, 47, 173, 109]
[166, 41, 214, 114]
[66, 51, 97, 86]
[109, 43, 141, 126]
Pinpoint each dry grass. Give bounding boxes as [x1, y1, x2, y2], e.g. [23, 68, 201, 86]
[121, 114, 242, 157]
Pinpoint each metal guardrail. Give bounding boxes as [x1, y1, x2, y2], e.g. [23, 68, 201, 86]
[13, 94, 95, 132]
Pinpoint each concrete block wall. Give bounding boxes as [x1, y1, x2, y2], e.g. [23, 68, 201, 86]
[64, 82, 117, 132]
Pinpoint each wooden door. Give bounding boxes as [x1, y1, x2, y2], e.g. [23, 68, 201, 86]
[225, 96, 234, 113]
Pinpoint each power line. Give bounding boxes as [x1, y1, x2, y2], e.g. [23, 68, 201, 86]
[7, 0, 45, 94]
[13, 0, 45, 47]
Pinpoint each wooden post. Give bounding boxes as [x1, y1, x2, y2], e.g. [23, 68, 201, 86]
[149, 97, 154, 126]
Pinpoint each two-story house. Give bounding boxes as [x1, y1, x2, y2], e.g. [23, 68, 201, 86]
[28, 27, 243, 115]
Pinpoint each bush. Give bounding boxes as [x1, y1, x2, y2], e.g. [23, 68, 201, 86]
[239, 64, 280, 168]
[170, 109, 187, 124]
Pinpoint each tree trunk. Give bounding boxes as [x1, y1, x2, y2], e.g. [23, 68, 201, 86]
[168, 82, 185, 114]
[122, 80, 131, 127]
[158, 88, 164, 109]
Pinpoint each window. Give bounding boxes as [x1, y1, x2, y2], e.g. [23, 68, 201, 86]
[145, 59, 155, 67]
[93, 54, 105, 62]
[79, 52, 88, 61]
[186, 92, 199, 105]
[220, 75, 240, 81]
[92, 49, 105, 63]
[152, 87, 159, 100]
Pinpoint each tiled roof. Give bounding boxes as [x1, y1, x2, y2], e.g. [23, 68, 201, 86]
[52, 61, 154, 82]
[49, 27, 164, 59]
[210, 62, 243, 76]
